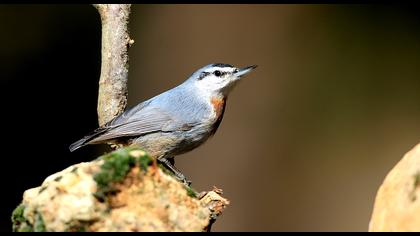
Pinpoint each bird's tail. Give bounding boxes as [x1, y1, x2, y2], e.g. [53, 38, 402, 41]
[69, 137, 90, 152]
[69, 127, 109, 152]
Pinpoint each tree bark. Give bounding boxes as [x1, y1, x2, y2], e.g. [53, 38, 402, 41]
[94, 4, 134, 127]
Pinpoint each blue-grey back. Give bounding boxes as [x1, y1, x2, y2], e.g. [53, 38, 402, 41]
[89, 81, 212, 143]
[148, 82, 211, 123]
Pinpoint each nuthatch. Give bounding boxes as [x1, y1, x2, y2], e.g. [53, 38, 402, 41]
[69, 63, 257, 185]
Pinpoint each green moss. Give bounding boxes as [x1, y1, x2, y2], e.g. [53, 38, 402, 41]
[54, 176, 63, 182]
[38, 186, 47, 194]
[185, 186, 198, 198]
[139, 154, 152, 171]
[414, 172, 420, 189]
[95, 148, 136, 185]
[12, 204, 40, 232]
[93, 147, 153, 202]
[158, 163, 175, 177]
[71, 166, 78, 173]
[76, 225, 87, 232]
[410, 172, 420, 202]
[34, 212, 46, 232]
[11, 204, 25, 224]
[11, 204, 34, 232]
[65, 221, 91, 232]
[18, 224, 33, 232]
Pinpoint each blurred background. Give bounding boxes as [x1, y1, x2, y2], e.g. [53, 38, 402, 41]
[1, 4, 420, 232]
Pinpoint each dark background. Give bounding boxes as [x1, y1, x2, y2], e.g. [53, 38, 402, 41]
[1, 4, 420, 232]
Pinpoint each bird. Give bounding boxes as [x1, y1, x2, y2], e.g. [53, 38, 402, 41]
[69, 63, 257, 185]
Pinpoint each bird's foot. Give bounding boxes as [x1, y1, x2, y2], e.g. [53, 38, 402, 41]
[172, 169, 192, 187]
[158, 157, 192, 187]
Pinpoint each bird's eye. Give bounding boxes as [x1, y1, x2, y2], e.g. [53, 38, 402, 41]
[214, 70, 222, 77]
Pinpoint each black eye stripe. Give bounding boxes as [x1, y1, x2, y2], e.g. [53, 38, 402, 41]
[197, 70, 232, 80]
[198, 71, 209, 80]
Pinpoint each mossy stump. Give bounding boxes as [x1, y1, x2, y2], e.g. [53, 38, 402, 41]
[12, 147, 229, 232]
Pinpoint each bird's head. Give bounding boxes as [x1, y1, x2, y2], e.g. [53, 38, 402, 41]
[186, 63, 257, 97]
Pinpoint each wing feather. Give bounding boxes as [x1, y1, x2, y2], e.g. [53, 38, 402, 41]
[88, 106, 194, 143]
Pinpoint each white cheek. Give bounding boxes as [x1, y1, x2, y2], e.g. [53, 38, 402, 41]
[197, 76, 224, 91]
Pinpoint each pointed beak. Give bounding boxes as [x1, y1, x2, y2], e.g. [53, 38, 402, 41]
[234, 65, 258, 77]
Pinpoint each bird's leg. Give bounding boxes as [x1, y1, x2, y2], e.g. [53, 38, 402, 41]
[167, 157, 193, 186]
[168, 156, 175, 166]
[158, 157, 192, 187]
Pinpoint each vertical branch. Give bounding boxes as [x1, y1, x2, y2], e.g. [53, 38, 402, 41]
[94, 4, 134, 127]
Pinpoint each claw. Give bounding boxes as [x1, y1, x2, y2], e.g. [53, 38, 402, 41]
[158, 157, 192, 186]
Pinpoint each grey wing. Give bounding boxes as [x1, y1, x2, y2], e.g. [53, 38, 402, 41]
[88, 106, 196, 143]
